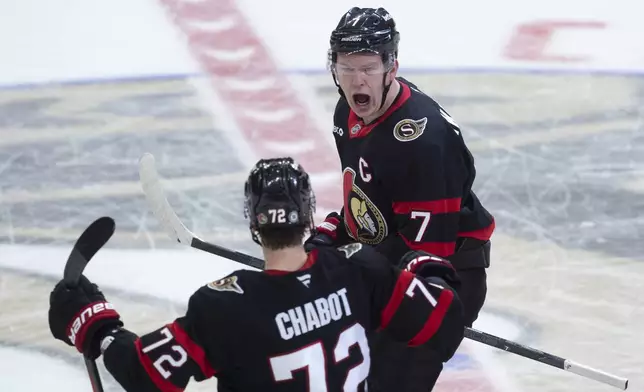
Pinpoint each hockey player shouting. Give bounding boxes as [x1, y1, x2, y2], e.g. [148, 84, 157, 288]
[305, 7, 496, 391]
[48, 157, 465, 391]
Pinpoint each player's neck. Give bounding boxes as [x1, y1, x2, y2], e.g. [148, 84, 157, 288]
[262, 246, 309, 272]
[362, 78, 401, 124]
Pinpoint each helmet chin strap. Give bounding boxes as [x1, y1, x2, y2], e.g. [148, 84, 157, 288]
[332, 72, 344, 98]
[378, 72, 393, 111]
[251, 228, 261, 245]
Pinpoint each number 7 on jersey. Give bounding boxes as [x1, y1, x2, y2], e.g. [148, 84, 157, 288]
[410, 211, 431, 242]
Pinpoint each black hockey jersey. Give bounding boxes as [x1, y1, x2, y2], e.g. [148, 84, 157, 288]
[101, 245, 463, 392]
[332, 77, 495, 261]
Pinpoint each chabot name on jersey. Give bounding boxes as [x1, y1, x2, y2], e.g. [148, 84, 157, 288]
[275, 288, 352, 340]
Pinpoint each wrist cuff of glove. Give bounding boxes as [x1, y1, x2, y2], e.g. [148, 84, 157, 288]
[67, 301, 121, 354]
[317, 215, 341, 240]
[406, 254, 454, 274]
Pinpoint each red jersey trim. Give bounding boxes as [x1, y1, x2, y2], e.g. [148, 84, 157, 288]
[392, 198, 462, 215]
[408, 289, 454, 347]
[380, 270, 414, 329]
[167, 322, 216, 378]
[348, 81, 411, 139]
[342, 168, 359, 239]
[399, 233, 456, 257]
[264, 248, 319, 275]
[135, 338, 183, 392]
[458, 220, 495, 242]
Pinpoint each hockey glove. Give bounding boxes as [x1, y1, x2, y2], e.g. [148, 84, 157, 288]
[399, 250, 461, 293]
[305, 212, 346, 251]
[48, 275, 122, 359]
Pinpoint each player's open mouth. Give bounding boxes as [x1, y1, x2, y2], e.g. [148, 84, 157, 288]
[353, 94, 370, 107]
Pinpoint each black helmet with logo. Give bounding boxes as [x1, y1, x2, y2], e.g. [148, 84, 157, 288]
[244, 157, 315, 244]
[329, 7, 400, 70]
[328, 7, 400, 108]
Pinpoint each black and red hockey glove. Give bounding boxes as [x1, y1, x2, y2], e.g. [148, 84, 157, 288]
[48, 275, 122, 359]
[304, 212, 350, 251]
[399, 250, 461, 293]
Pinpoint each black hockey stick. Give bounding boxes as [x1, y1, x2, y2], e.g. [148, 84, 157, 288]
[464, 328, 628, 390]
[138, 153, 628, 390]
[63, 216, 116, 392]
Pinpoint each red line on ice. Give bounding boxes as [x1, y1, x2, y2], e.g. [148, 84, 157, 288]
[158, 0, 342, 211]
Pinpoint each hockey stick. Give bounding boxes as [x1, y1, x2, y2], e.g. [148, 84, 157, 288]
[138, 153, 628, 390]
[464, 328, 627, 389]
[138, 153, 264, 270]
[62, 216, 116, 392]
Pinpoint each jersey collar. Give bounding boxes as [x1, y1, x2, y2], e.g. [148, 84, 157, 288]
[348, 80, 411, 139]
[264, 248, 319, 275]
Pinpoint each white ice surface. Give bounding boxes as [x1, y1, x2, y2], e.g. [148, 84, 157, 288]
[0, 245, 256, 302]
[0, 346, 91, 391]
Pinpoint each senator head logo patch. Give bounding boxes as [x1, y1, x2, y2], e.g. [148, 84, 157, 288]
[207, 275, 244, 294]
[393, 117, 428, 142]
[343, 168, 388, 244]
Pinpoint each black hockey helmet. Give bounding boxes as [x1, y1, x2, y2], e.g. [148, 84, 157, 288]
[244, 157, 316, 244]
[328, 7, 400, 71]
[328, 7, 400, 109]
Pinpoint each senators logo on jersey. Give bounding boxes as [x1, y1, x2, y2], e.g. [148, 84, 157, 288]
[342, 168, 388, 244]
[393, 117, 427, 142]
[207, 275, 244, 294]
[338, 243, 363, 258]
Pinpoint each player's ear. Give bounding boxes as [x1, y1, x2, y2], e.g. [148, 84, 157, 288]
[388, 59, 399, 81]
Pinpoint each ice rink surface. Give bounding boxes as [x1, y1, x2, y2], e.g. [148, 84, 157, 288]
[1, 0, 643, 391]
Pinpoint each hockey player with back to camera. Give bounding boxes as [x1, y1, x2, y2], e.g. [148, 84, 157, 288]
[304, 7, 496, 391]
[48, 157, 465, 391]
